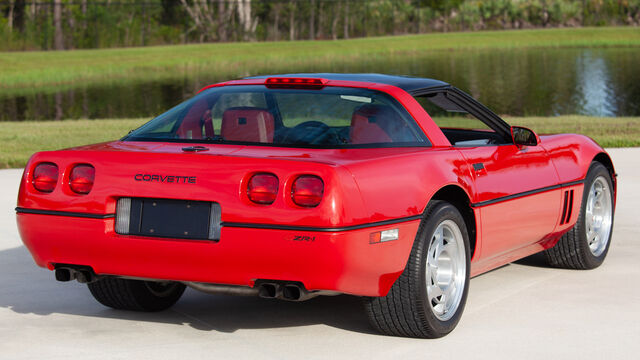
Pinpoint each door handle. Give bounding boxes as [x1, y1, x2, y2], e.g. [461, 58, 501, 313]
[472, 163, 487, 177]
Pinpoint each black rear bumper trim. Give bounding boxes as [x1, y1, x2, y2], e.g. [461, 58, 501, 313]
[15, 207, 421, 231]
[15, 207, 115, 219]
[222, 215, 423, 232]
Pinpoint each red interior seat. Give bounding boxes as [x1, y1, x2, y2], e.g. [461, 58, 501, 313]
[350, 104, 397, 144]
[221, 107, 275, 143]
[177, 99, 212, 139]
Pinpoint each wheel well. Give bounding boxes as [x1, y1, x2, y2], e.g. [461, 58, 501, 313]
[430, 185, 477, 260]
[593, 152, 617, 193]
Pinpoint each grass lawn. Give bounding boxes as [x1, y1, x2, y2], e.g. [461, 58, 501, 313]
[0, 27, 639, 94]
[1, 116, 638, 169]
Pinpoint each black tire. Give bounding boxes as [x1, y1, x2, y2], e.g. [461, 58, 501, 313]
[543, 162, 615, 270]
[364, 200, 471, 338]
[88, 277, 186, 312]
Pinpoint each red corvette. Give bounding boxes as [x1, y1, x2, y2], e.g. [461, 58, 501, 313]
[16, 74, 616, 338]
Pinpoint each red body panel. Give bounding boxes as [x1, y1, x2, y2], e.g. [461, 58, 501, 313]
[18, 213, 419, 296]
[16, 78, 616, 296]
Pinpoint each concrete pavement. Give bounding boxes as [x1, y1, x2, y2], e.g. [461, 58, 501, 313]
[1, 148, 638, 359]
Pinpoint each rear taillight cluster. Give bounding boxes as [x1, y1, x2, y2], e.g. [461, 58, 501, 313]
[247, 173, 279, 205]
[32, 163, 58, 193]
[69, 165, 95, 194]
[247, 173, 324, 207]
[31, 163, 95, 195]
[291, 175, 324, 207]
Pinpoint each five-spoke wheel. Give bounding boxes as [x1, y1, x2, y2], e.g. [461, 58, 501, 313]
[426, 220, 466, 321]
[544, 161, 615, 269]
[365, 200, 470, 338]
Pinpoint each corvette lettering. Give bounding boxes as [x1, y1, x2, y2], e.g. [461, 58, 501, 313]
[134, 174, 196, 184]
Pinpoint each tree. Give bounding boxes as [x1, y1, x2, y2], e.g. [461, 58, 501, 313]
[344, 0, 349, 39]
[3, 0, 25, 33]
[53, 0, 64, 50]
[161, 0, 182, 26]
[425, 0, 464, 31]
[218, 0, 228, 42]
[237, 0, 257, 41]
[180, 0, 217, 42]
[309, 0, 316, 40]
[288, 0, 295, 41]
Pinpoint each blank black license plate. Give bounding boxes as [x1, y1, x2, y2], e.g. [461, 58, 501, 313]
[128, 198, 213, 240]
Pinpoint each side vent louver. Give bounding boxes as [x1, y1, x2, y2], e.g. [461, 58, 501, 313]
[560, 190, 575, 225]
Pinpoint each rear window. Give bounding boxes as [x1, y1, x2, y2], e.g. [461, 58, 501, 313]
[124, 85, 429, 148]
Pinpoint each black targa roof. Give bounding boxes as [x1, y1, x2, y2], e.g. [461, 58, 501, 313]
[246, 73, 450, 93]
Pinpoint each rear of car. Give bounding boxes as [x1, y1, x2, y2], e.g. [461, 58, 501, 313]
[16, 78, 429, 298]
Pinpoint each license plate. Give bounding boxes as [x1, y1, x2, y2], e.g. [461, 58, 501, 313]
[116, 198, 221, 241]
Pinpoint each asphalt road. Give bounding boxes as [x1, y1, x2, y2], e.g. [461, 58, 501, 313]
[1, 148, 638, 360]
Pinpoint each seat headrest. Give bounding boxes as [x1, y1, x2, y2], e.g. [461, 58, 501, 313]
[221, 107, 275, 143]
[350, 104, 398, 144]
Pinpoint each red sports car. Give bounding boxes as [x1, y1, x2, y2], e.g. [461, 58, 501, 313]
[16, 74, 616, 338]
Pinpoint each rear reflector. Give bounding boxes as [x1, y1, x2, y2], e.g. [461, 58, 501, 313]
[69, 164, 95, 194]
[291, 175, 324, 207]
[115, 197, 132, 234]
[265, 77, 326, 89]
[369, 229, 399, 244]
[32, 163, 59, 193]
[247, 173, 279, 205]
[208, 202, 222, 240]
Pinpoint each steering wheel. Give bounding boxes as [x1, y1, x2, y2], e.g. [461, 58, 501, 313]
[282, 121, 333, 145]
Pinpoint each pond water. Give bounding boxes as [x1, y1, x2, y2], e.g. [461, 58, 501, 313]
[1, 47, 639, 121]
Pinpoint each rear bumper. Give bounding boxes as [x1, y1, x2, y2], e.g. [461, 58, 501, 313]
[17, 212, 419, 297]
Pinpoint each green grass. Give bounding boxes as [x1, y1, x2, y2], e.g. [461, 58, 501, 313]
[0, 119, 146, 168]
[1, 116, 638, 169]
[506, 116, 640, 148]
[1, 27, 639, 94]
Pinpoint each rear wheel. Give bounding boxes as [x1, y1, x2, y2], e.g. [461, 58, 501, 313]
[88, 277, 186, 312]
[543, 162, 615, 269]
[364, 201, 470, 338]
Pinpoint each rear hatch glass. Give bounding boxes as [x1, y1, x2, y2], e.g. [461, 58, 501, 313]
[124, 85, 429, 148]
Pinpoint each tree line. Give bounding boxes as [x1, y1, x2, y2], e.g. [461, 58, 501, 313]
[1, 0, 639, 51]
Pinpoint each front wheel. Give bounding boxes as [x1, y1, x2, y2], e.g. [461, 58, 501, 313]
[543, 161, 615, 269]
[364, 200, 471, 338]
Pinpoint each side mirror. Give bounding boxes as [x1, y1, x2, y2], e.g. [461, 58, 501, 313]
[511, 126, 539, 147]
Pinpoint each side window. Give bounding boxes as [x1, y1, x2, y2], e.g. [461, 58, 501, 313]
[414, 93, 502, 146]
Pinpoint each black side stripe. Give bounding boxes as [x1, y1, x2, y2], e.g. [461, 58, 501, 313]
[15, 207, 115, 219]
[471, 179, 584, 208]
[222, 215, 423, 232]
[16, 179, 585, 227]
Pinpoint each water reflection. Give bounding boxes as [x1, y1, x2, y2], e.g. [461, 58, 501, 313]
[573, 51, 616, 117]
[1, 47, 639, 121]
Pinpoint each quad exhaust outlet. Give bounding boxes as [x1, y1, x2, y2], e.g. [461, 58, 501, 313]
[53, 266, 329, 302]
[54, 266, 99, 284]
[255, 282, 320, 301]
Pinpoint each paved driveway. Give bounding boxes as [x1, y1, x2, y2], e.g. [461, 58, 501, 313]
[1, 148, 638, 359]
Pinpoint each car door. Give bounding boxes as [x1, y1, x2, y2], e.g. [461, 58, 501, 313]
[458, 143, 561, 260]
[413, 88, 562, 262]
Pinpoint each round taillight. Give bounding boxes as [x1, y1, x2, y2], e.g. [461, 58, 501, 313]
[291, 175, 324, 207]
[69, 164, 95, 194]
[32, 163, 59, 193]
[247, 173, 279, 205]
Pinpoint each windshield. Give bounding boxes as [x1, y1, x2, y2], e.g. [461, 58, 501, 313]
[124, 85, 429, 148]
